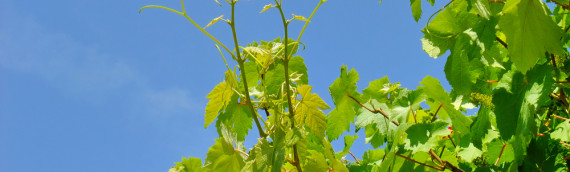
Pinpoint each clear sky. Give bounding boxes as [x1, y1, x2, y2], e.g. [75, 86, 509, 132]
[0, 0, 453, 171]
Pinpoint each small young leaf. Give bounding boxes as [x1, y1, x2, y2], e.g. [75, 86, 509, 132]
[214, 0, 222, 6]
[204, 15, 226, 29]
[260, 4, 273, 13]
[292, 14, 309, 22]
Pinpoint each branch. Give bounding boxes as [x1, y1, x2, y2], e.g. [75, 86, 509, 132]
[551, 54, 558, 68]
[447, 135, 456, 148]
[429, 149, 464, 172]
[552, 0, 570, 10]
[561, 141, 570, 147]
[394, 153, 444, 171]
[347, 93, 400, 126]
[552, 114, 569, 121]
[348, 151, 361, 164]
[230, 2, 266, 138]
[430, 103, 443, 122]
[494, 143, 507, 166]
[496, 37, 508, 49]
[274, 1, 302, 171]
[235, 149, 249, 157]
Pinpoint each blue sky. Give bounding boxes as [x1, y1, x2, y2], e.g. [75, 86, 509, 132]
[0, 0, 453, 171]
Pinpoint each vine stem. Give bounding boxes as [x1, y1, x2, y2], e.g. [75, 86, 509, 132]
[552, 114, 569, 121]
[230, 1, 266, 138]
[561, 141, 570, 147]
[234, 149, 249, 157]
[348, 151, 361, 164]
[347, 93, 400, 126]
[430, 103, 443, 122]
[394, 152, 443, 171]
[494, 143, 507, 166]
[496, 37, 508, 49]
[274, 1, 302, 171]
[552, 0, 570, 10]
[429, 149, 465, 172]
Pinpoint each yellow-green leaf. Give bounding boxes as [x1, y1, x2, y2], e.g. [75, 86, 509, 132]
[499, 0, 563, 74]
[204, 15, 226, 29]
[204, 81, 234, 128]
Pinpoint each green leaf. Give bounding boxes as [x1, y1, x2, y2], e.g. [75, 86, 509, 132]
[214, 0, 222, 6]
[296, 85, 329, 138]
[326, 65, 360, 140]
[457, 143, 483, 163]
[204, 81, 234, 128]
[204, 15, 226, 29]
[498, 0, 563, 73]
[404, 121, 451, 153]
[243, 61, 259, 89]
[419, 76, 452, 104]
[292, 14, 309, 22]
[216, 95, 252, 141]
[260, 4, 273, 13]
[303, 150, 329, 171]
[289, 56, 309, 85]
[169, 157, 203, 172]
[551, 120, 570, 142]
[471, 0, 491, 19]
[355, 101, 398, 148]
[444, 33, 479, 97]
[410, 0, 422, 22]
[265, 63, 285, 96]
[484, 140, 514, 165]
[493, 64, 554, 140]
[419, 76, 472, 146]
[421, 30, 455, 58]
[362, 76, 400, 103]
[335, 134, 358, 159]
[242, 139, 273, 172]
[204, 138, 245, 171]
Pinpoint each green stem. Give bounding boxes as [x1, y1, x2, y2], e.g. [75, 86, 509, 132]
[285, 1, 324, 60]
[275, 1, 302, 171]
[230, 1, 266, 138]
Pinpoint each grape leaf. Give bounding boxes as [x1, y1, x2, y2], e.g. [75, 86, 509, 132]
[551, 120, 570, 142]
[242, 139, 273, 172]
[498, 0, 563, 74]
[410, 0, 422, 22]
[169, 157, 203, 172]
[216, 94, 252, 141]
[335, 134, 358, 159]
[457, 143, 483, 163]
[204, 138, 245, 171]
[404, 121, 451, 153]
[289, 56, 308, 85]
[295, 85, 329, 138]
[326, 65, 360, 140]
[303, 150, 329, 171]
[493, 64, 553, 140]
[204, 81, 234, 128]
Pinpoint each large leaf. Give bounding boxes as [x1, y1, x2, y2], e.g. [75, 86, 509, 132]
[326, 65, 360, 140]
[493, 64, 554, 140]
[498, 0, 563, 73]
[296, 85, 329, 138]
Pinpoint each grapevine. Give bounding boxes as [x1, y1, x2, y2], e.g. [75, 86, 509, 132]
[140, 0, 570, 171]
